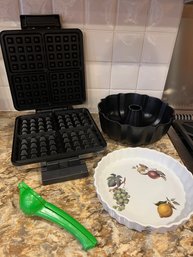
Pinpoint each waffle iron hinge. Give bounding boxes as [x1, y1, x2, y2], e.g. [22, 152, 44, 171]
[41, 157, 89, 185]
[36, 106, 73, 114]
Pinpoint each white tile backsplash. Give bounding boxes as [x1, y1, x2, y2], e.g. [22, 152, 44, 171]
[112, 32, 144, 62]
[141, 32, 177, 64]
[116, 0, 151, 31]
[20, 0, 52, 15]
[80, 89, 110, 113]
[52, 0, 84, 27]
[137, 64, 169, 91]
[86, 62, 111, 89]
[85, 0, 117, 30]
[147, 0, 183, 32]
[0, 0, 20, 22]
[0, 21, 20, 29]
[110, 89, 136, 95]
[0, 0, 183, 111]
[111, 63, 139, 90]
[84, 30, 113, 62]
[136, 89, 163, 99]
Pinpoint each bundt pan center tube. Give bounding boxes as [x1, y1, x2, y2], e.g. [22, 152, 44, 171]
[98, 93, 174, 146]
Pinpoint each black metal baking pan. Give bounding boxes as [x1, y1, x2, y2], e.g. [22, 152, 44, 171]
[98, 93, 174, 145]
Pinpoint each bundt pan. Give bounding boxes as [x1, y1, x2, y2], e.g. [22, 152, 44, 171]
[98, 93, 174, 146]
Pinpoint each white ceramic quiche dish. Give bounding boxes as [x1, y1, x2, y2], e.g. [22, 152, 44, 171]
[94, 147, 193, 232]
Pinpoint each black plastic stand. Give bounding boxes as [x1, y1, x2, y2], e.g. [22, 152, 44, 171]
[41, 157, 89, 185]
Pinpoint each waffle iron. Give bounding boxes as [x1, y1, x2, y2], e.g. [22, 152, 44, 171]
[0, 15, 106, 185]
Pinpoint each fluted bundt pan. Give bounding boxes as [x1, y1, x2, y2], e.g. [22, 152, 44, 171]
[98, 93, 174, 146]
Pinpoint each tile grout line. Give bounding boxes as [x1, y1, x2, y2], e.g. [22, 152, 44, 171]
[135, 0, 153, 92]
[109, 0, 119, 95]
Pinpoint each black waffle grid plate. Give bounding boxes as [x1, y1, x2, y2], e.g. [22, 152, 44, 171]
[12, 108, 106, 165]
[0, 29, 85, 110]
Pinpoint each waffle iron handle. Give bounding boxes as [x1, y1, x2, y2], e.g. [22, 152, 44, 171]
[20, 15, 61, 30]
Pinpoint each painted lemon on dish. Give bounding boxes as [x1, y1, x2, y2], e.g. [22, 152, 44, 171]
[155, 198, 180, 218]
[157, 203, 173, 218]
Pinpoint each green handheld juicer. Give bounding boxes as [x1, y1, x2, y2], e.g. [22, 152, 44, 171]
[18, 181, 97, 250]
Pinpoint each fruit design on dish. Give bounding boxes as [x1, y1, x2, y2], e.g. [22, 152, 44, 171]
[155, 197, 180, 218]
[107, 174, 130, 211]
[133, 163, 166, 180]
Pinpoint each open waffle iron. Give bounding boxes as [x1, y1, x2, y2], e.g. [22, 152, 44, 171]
[0, 15, 106, 185]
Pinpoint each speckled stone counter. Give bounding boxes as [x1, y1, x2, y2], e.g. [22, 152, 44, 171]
[0, 111, 193, 257]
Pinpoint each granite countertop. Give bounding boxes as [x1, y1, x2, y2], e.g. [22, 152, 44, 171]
[0, 111, 193, 257]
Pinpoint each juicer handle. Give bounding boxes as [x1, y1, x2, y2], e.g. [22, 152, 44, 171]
[37, 202, 97, 250]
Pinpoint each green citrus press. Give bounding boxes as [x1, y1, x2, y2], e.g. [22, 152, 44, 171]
[18, 181, 97, 250]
